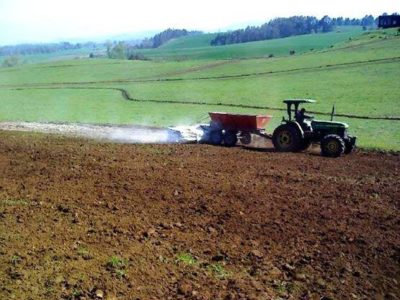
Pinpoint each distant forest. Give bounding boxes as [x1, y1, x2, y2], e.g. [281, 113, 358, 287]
[0, 42, 96, 57]
[210, 15, 376, 46]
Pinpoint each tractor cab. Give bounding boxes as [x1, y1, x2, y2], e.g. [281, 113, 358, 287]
[273, 99, 357, 157]
[283, 99, 316, 132]
[283, 99, 349, 134]
[283, 99, 316, 122]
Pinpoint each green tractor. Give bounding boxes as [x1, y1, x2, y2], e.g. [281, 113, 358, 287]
[272, 99, 357, 157]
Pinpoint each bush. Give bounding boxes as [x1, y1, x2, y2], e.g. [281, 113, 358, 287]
[128, 53, 149, 61]
[1, 56, 20, 67]
[289, 50, 296, 55]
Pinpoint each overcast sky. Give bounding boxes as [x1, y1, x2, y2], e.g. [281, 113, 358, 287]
[0, 0, 398, 45]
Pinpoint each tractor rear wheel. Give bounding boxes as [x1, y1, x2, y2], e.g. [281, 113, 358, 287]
[321, 134, 345, 157]
[272, 124, 302, 152]
[209, 130, 223, 145]
[223, 131, 238, 147]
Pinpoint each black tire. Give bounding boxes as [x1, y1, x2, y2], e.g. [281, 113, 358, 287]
[223, 131, 238, 147]
[239, 132, 252, 145]
[321, 134, 345, 157]
[209, 130, 223, 145]
[272, 124, 302, 152]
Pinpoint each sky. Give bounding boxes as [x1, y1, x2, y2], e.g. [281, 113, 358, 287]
[0, 0, 398, 45]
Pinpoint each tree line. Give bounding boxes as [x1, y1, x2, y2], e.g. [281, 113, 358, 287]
[210, 15, 377, 46]
[0, 42, 97, 57]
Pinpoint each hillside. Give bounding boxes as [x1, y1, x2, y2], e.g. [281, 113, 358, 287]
[159, 33, 218, 50]
[0, 28, 399, 150]
[135, 26, 363, 60]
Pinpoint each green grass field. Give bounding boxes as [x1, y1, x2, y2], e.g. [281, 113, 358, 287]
[0, 27, 399, 150]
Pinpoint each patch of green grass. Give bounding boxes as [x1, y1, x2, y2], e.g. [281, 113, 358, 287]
[207, 263, 230, 279]
[76, 246, 93, 260]
[271, 280, 304, 298]
[10, 255, 22, 265]
[115, 269, 126, 279]
[0, 199, 29, 206]
[106, 255, 127, 278]
[174, 253, 231, 279]
[274, 281, 289, 296]
[77, 247, 89, 256]
[175, 252, 198, 265]
[71, 289, 83, 298]
[107, 255, 127, 269]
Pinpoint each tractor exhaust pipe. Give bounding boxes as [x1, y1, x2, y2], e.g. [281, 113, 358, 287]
[330, 104, 335, 121]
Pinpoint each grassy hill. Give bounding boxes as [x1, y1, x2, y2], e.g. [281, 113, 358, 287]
[0, 27, 399, 150]
[136, 26, 363, 60]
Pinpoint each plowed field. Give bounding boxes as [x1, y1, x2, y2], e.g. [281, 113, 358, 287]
[0, 131, 399, 300]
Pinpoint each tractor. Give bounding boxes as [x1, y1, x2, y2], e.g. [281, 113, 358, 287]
[272, 99, 357, 157]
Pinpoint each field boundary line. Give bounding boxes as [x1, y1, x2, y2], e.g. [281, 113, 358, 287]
[5, 86, 400, 121]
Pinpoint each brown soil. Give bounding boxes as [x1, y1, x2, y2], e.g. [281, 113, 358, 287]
[0, 131, 399, 300]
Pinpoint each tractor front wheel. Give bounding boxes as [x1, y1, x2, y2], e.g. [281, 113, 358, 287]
[321, 134, 345, 157]
[272, 124, 302, 152]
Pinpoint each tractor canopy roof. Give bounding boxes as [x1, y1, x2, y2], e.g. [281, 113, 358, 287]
[283, 99, 316, 104]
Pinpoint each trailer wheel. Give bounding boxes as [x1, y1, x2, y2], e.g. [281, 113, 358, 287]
[209, 130, 223, 145]
[239, 132, 252, 145]
[223, 131, 238, 147]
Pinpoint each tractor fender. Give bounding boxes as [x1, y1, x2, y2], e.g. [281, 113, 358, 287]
[285, 121, 304, 138]
[210, 121, 223, 131]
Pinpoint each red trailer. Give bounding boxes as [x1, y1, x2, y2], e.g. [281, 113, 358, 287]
[208, 112, 272, 146]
